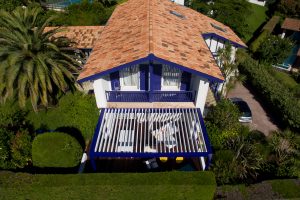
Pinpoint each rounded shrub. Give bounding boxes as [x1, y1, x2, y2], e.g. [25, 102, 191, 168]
[32, 132, 82, 168]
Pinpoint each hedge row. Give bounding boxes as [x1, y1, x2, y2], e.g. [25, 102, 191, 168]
[238, 51, 300, 130]
[0, 171, 216, 200]
[249, 29, 270, 53]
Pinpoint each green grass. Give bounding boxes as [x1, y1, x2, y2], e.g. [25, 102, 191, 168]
[244, 3, 267, 42]
[269, 179, 300, 198]
[272, 70, 299, 90]
[0, 171, 216, 200]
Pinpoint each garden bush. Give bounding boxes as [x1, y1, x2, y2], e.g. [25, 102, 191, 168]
[0, 102, 33, 169]
[27, 92, 99, 143]
[255, 35, 294, 64]
[205, 99, 241, 149]
[51, 1, 114, 26]
[32, 132, 82, 168]
[237, 50, 300, 130]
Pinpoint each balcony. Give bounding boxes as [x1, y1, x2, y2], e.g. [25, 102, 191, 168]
[106, 91, 196, 102]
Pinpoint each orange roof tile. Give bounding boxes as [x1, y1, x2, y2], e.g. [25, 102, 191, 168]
[44, 26, 104, 49]
[78, 0, 246, 82]
[282, 18, 300, 32]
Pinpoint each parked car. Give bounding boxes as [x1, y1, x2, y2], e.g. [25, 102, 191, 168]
[230, 98, 252, 123]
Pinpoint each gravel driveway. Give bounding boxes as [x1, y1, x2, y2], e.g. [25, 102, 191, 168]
[227, 83, 279, 136]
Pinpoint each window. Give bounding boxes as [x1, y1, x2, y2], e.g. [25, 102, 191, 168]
[162, 65, 181, 90]
[120, 65, 139, 90]
[210, 23, 227, 33]
[170, 10, 186, 19]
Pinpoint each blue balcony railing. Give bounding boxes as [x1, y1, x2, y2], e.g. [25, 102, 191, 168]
[106, 91, 195, 102]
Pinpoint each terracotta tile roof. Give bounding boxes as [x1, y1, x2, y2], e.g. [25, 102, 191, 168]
[44, 26, 104, 49]
[78, 0, 246, 82]
[282, 18, 300, 32]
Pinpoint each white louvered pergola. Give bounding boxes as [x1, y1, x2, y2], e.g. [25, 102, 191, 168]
[89, 108, 212, 170]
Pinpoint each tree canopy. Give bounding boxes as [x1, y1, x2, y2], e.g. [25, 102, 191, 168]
[0, 6, 79, 111]
[191, 0, 252, 40]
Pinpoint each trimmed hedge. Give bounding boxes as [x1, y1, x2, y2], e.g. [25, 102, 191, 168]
[0, 171, 216, 200]
[32, 132, 82, 168]
[27, 92, 99, 143]
[238, 51, 300, 130]
[249, 29, 270, 53]
[262, 16, 280, 33]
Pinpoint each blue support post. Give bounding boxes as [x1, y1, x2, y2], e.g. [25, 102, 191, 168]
[205, 153, 213, 170]
[149, 61, 154, 102]
[89, 109, 106, 171]
[91, 155, 97, 171]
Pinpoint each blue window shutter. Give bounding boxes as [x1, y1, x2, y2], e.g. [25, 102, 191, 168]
[110, 71, 120, 90]
[152, 64, 162, 91]
[180, 71, 191, 91]
[139, 64, 148, 91]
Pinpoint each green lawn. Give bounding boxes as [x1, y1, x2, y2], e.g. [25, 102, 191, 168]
[244, 3, 267, 42]
[0, 171, 216, 200]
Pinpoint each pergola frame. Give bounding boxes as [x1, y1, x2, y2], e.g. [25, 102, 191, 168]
[89, 108, 212, 170]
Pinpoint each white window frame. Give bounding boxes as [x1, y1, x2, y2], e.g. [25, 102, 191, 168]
[119, 65, 140, 91]
[161, 65, 181, 91]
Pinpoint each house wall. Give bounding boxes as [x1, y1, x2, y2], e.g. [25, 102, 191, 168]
[93, 64, 210, 110]
[247, 0, 266, 6]
[204, 36, 238, 94]
[172, 0, 185, 6]
[93, 75, 111, 108]
[190, 75, 209, 113]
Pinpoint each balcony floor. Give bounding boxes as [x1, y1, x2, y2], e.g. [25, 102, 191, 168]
[107, 102, 196, 108]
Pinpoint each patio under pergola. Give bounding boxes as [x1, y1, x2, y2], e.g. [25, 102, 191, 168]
[89, 108, 212, 171]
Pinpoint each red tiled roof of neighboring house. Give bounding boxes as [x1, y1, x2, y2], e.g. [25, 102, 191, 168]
[77, 0, 246, 82]
[44, 26, 104, 49]
[282, 18, 300, 32]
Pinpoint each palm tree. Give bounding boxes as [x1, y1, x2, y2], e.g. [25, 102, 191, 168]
[0, 6, 79, 111]
[269, 130, 299, 165]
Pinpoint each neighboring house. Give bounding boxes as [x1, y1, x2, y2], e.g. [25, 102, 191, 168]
[280, 18, 300, 70]
[49, 0, 245, 171]
[247, 0, 266, 6]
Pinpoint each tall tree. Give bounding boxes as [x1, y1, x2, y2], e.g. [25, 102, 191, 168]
[0, 6, 79, 111]
[255, 35, 294, 65]
[211, 0, 251, 40]
[217, 44, 243, 95]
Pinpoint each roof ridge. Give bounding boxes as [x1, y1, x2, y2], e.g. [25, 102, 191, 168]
[148, 0, 153, 54]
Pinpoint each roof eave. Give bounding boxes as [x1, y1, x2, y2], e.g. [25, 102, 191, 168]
[77, 54, 224, 84]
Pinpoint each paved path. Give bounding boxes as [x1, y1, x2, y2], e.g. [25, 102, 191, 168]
[227, 83, 279, 136]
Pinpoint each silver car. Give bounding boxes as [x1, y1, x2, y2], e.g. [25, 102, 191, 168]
[230, 98, 252, 123]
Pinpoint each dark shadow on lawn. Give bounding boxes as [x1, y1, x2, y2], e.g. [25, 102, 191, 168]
[56, 126, 85, 150]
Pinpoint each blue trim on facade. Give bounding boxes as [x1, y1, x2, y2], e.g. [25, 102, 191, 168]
[202, 33, 247, 49]
[139, 64, 148, 91]
[152, 64, 162, 90]
[78, 53, 225, 84]
[150, 54, 224, 83]
[77, 56, 150, 83]
[110, 71, 120, 90]
[180, 71, 191, 91]
[89, 109, 105, 171]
